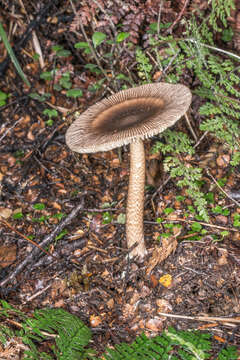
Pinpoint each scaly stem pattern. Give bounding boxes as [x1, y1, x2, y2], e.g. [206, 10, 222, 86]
[126, 140, 146, 257]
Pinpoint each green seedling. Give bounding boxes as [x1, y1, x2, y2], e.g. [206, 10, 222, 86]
[101, 201, 117, 209]
[191, 222, 202, 232]
[85, 63, 101, 74]
[52, 45, 71, 57]
[148, 22, 172, 34]
[59, 72, 72, 90]
[55, 229, 68, 241]
[233, 213, 240, 227]
[163, 207, 175, 215]
[102, 212, 113, 224]
[175, 195, 185, 202]
[205, 192, 214, 204]
[220, 230, 229, 237]
[12, 212, 23, 220]
[29, 92, 51, 102]
[13, 150, 24, 158]
[217, 178, 227, 187]
[221, 27, 234, 42]
[66, 89, 83, 98]
[74, 41, 91, 54]
[230, 151, 240, 166]
[116, 32, 130, 42]
[117, 213, 125, 224]
[92, 31, 106, 48]
[0, 90, 9, 106]
[32, 215, 50, 223]
[33, 53, 40, 61]
[43, 108, 58, 126]
[40, 71, 53, 81]
[52, 213, 66, 221]
[88, 79, 106, 92]
[33, 203, 46, 211]
[212, 205, 230, 216]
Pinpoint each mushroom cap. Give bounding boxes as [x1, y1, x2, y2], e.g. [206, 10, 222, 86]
[66, 83, 192, 153]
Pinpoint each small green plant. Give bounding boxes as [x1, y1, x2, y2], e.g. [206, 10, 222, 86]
[33, 203, 46, 211]
[55, 229, 68, 241]
[163, 207, 175, 216]
[0, 90, 9, 106]
[66, 88, 83, 98]
[52, 45, 71, 58]
[135, 48, 152, 81]
[29, 92, 51, 102]
[40, 71, 54, 81]
[102, 211, 113, 224]
[233, 213, 240, 227]
[212, 205, 230, 216]
[92, 31, 106, 48]
[12, 212, 24, 220]
[59, 72, 72, 90]
[43, 108, 58, 126]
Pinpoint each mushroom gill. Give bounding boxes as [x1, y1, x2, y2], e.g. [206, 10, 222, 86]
[66, 83, 192, 258]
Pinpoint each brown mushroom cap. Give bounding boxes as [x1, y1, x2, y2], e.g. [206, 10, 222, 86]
[66, 83, 192, 153]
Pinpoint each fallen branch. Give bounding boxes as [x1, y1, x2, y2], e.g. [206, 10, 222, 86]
[0, 200, 84, 287]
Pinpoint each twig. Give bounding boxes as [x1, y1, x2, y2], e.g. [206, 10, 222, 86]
[157, 0, 164, 36]
[187, 38, 240, 62]
[158, 312, 240, 324]
[166, 0, 190, 34]
[92, 0, 116, 36]
[0, 220, 58, 260]
[23, 283, 52, 303]
[151, 175, 172, 201]
[193, 131, 208, 148]
[184, 112, 198, 142]
[206, 169, 240, 207]
[174, 217, 238, 232]
[0, 117, 23, 143]
[0, 200, 84, 287]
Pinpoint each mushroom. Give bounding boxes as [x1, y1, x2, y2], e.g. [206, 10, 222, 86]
[66, 83, 192, 258]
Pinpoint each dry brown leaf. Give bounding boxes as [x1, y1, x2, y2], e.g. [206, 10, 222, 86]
[0, 245, 17, 268]
[0, 207, 12, 219]
[147, 235, 179, 274]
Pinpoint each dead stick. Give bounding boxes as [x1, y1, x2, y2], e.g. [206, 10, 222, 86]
[175, 218, 238, 232]
[206, 169, 240, 207]
[0, 220, 58, 260]
[0, 200, 84, 287]
[166, 0, 190, 34]
[158, 312, 240, 324]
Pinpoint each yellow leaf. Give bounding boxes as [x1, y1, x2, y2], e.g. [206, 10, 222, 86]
[159, 274, 172, 288]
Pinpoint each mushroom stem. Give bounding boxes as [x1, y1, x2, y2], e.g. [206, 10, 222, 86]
[126, 140, 147, 257]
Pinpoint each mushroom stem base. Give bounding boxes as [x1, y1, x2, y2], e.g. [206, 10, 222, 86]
[126, 140, 147, 257]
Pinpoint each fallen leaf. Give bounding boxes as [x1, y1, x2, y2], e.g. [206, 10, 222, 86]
[159, 274, 172, 288]
[147, 236, 178, 274]
[145, 317, 163, 331]
[0, 245, 17, 268]
[90, 315, 102, 327]
[156, 298, 172, 313]
[0, 207, 12, 219]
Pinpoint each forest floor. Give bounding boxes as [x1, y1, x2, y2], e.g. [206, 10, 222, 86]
[0, 0, 240, 358]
